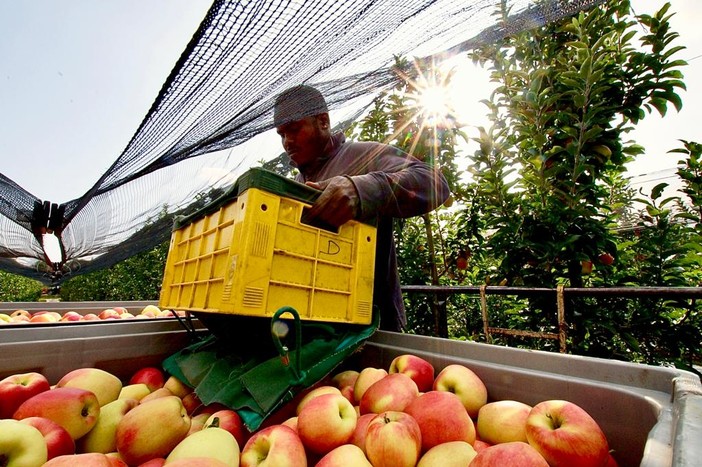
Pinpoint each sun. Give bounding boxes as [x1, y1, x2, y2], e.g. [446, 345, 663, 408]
[403, 61, 459, 128]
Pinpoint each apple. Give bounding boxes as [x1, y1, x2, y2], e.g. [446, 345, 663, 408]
[339, 385, 356, 405]
[77, 398, 139, 454]
[389, 354, 435, 393]
[331, 370, 359, 391]
[139, 387, 175, 403]
[138, 458, 167, 467]
[166, 458, 230, 467]
[404, 390, 476, 452]
[477, 399, 532, 444]
[163, 375, 192, 399]
[83, 313, 100, 321]
[98, 309, 121, 320]
[295, 385, 342, 415]
[112, 306, 129, 315]
[297, 392, 357, 455]
[105, 452, 128, 466]
[13, 387, 100, 440]
[316, 444, 372, 467]
[473, 438, 492, 452]
[42, 452, 121, 466]
[433, 364, 488, 418]
[141, 305, 161, 315]
[19, 416, 75, 460]
[119, 312, 136, 319]
[118, 383, 151, 401]
[240, 424, 307, 467]
[0, 418, 48, 466]
[598, 253, 615, 266]
[359, 372, 418, 414]
[60, 311, 84, 322]
[0, 371, 51, 418]
[204, 409, 248, 448]
[29, 311, 61, 323]
[365, 411, 422, 467]
[349, 413, 375, 453]
[525, 400, 609, 467]
[166, 427, 239, 466]
[181, 391, 204, 415]
[281, 416, 298, 432]
[0, 312, 12, 323]
[187, 413, 212, 436]
[11, 314, 30, 323]
[471, 441, 549, 466]
[416, 440, 478, 467]
[115, 395, 191, 465]
[11, 309, 31, 319]
[353, 367, 388, 403]
[56, 368, 123, 406]
[129, 367, 165, 393]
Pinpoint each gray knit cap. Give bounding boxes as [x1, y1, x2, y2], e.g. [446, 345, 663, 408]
[273, 85, 328, 127]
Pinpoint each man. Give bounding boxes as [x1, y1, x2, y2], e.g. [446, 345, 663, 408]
[273, 85, 450, 331]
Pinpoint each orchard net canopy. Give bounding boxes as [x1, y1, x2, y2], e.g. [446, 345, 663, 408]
[0, 0, 602, 284]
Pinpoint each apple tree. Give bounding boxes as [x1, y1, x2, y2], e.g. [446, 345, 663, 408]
[461, 1, 687, 352]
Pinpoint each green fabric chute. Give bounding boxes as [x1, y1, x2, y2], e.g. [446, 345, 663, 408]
[163, 306, 378, 431]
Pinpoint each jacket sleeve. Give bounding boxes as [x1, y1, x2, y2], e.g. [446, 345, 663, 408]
[347, 142, 450, 221]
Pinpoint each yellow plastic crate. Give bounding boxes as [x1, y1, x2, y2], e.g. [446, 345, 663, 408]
[159, 169, 376, 325]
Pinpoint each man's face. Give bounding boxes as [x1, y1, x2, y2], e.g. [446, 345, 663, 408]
[276, 115, 328, 168]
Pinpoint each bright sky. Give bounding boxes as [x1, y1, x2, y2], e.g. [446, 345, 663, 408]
[1, 0, 700, 204]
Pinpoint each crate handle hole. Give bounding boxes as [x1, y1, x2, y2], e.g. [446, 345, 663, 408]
[260, 204, 268, 211]
[301, 207, 339, 233]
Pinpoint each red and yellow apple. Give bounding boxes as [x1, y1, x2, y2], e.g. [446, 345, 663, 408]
[433, 364, 487, 418]
[359, 372, 418, 414]
[13, 386, 100, 440]
[163, 375, 192, 399]
[295, 385, 342, 415]
[19, 416, 75, 460]
[240, 424, 307, 467]
[78, 398, 139, 454]
[203, 409, 248, 448]
[353, 367, 388, 403]
[365, 411, 422, 467]
[0, 418, 49, 466]
[316, 443, 372, 467]
[0, 371, 51, 418]
[388, 354, 435, 393]
[166, 427, 240, 466]
[349, 413, 376, 453]
[42, 452, 122, 466]
[525, 400, 609, 467]
[118, 383, 151, 402]
[128, 367, 165, 393]
[471, 441, 549, 466]
[477, 399, 532, 444]
[404, 390, 476, 452]
[416, 440, 478, 467]
[56, 368, 122, 406]
[115, 395, 191, 465]
[297, 392, 357, 455]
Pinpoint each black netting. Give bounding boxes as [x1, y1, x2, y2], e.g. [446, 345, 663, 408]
[0, 0, 603, 284]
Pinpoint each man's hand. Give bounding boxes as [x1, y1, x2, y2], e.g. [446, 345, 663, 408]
[304, 176, 360, 227]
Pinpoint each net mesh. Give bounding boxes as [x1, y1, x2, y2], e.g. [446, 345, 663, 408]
[0, 0, 603, 284]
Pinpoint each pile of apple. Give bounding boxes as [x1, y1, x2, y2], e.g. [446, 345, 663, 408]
[0, 305, 185, 325]
[0, 353, 618, 467]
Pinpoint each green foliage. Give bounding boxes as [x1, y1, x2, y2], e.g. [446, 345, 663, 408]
[59, 241, 169, 301]
[0, 271, 43, 302]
